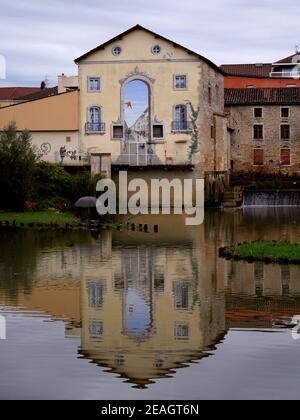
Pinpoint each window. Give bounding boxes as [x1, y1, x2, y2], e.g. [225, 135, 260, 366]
[208, 86, 212, 105]
[211, 124, 215, 139]
[112, 46, 122, 56]
[254, 107, 263, 118]
[88, 281, 103, 308]
[88, 77, 100, 92]
[281, 124, 290, 140]
[281, 148, 291, 165]
[87, 106, 103, 132]
[153, 124, 164, 138]
[174, 75, 187, 90]
[254, 148, 264, 166]
[281, 107, 289, 118]
[175, 323, 189, 339]
[173, 104, 190, 131]
[174, 283, 190, 309]
[253, 124, 263, 139]
[112, 124, 124, 139]
[89, 321, 103, 336]
[152, 45, 161, 55]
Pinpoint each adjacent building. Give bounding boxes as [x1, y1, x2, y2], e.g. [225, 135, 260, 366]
[225, 87, 300, 174]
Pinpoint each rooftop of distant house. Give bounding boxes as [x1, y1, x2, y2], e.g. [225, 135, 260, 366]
[221, 52, 300, 78]
[0, 87, 41, 101]
[225, 87, 300, 106]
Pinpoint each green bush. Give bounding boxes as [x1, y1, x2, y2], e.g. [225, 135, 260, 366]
[0, 122, 38, 211]
[69, 172, 102, 202]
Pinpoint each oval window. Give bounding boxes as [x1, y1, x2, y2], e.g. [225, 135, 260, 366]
[152, 45, 161, 55]
[112, 46, 122, 56]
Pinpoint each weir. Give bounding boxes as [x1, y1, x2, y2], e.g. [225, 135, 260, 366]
[243, 190, 300, 207]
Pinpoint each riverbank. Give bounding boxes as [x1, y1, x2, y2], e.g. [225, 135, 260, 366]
[0, 211, 78, 226]
[219, 240, 300, 264]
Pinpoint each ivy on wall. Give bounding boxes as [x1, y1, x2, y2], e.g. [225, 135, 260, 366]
[186, 101, 200, 162]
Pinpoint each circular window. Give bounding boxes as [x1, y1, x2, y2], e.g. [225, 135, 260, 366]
[112, 46, 122, 56]
[152, 45, 161, 55]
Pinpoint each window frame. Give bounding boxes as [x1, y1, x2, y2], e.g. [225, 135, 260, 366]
[152, 123, 165, 139]
[87, 77, 101, 93]
[254, 107, 263, 119]
[280, 147, 291, 166]
[281, 107, 290, 119]
[112, 46, 122, 56]
[253, 124, 264, 140]
[173, 74, 188, 90]
[151, 44, 161, 55]
[280, 123, 290, 140]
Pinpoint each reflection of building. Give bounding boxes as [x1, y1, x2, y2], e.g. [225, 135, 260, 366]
[79, 218, 226, 388]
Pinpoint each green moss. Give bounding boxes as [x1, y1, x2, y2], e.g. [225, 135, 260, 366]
[219, 240, 300, 264]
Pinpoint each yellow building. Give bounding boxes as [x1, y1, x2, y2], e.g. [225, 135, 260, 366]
[75, 25, 229, 182]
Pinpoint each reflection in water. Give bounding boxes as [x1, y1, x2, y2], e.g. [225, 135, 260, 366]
[1, 209, 300, 395]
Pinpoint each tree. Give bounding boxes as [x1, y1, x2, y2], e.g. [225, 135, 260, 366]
[0, 122, 38, 210]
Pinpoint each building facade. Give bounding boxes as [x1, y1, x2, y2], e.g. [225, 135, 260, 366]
[75, 25, 229, 182]
[226, 88, 300, 174]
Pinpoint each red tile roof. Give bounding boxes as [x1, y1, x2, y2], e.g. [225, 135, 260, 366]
[220, 63, 272, 78]
[0, 87, 41, 101]
[225, 87, 300, 106]
[15, 86, 58, 101]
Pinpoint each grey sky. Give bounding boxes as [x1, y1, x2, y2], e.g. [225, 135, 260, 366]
[1, 0, 300, 87]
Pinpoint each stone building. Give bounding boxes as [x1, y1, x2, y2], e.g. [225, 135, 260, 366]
[225, 87, 300, 174]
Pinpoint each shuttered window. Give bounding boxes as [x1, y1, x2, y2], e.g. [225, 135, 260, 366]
[254, 148, 264, 166]
[281, 148, 291, 166]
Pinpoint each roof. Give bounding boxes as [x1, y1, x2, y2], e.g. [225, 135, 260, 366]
[225, 88, 300, 106]
[74, 24, 224, 74]
[15, 86, 58, 101]
[220, 63, 272, 78]
[0, 87, 41, 101]
[275, 53, 300, 64]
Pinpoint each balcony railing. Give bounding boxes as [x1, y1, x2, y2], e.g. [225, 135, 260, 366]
[85, 122, 105, 133]
[270, 71, 300, 78]
[171, 121, 192, 132]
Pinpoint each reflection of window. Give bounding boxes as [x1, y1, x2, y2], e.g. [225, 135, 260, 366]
[89, 321, 103, 336]
[254, 263, 264, 296]
[115, 355, 125, 367]
[88, 281, 103, 308]
[88, 77, 101, 92]
[114, 272, 124, 290]
[174, 283, 190, 309]
[281, 266, 290, 296]
[154, 273, 165, 292]
[175, 323, 189, 339]
[154, 359, 164, 368]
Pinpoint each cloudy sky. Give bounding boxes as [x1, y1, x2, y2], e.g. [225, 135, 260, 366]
[1, 0, 300, 87]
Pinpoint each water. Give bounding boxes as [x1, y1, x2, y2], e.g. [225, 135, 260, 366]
[1, 208, 300, 400]
[243, 190, 300, 207]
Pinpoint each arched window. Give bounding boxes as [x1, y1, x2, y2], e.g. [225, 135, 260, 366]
[174, 104, 188, 131]
[88, 106, 101, 132]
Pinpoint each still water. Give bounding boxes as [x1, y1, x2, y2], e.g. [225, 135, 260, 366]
[0, 208, 300, 400]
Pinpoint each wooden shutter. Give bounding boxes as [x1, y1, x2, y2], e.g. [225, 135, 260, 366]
[281, 148, 291, 165]
[254, 149, 264, 166]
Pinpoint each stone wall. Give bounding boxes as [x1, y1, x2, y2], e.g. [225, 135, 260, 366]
[227, 105, 300, 174]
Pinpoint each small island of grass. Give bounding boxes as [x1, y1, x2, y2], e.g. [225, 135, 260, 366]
[0, 211, 78, 226]
[219, 240, 300, 264]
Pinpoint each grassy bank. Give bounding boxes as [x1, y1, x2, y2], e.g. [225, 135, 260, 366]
[0, 211, 78, 226]
[219, 240, 300, 264]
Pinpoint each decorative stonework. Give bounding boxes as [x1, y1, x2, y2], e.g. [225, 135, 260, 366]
[119, 66, 156, 85]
